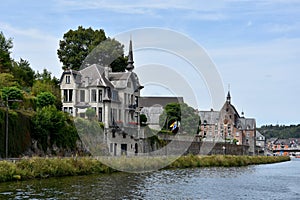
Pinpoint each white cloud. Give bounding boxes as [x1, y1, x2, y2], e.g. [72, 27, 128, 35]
[0, 22, 62, 77]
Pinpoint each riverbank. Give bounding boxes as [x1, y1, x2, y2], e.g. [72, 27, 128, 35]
[0, 155, 290, 183]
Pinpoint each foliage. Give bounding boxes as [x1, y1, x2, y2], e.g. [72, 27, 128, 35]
[0, 109, 32, 158]
[0, 31, 13, 73]
[74, 117, 105, 156]
[0, 157, 113, 182]
[0, 73, 19, 89]
[83, 37, 127, 72]
[0, 155, 290, 183]
[57, 26, 127, 72]
[159, 102, 200, 134]
[258, 124, 300, 139]
[32, 69, 61, 110]
[57, 26, 106, 70]
[11, 58, 35, 88]
[36, 92, 56, 108]
[32, 106, 78, 151]
[1, 87, 23, 109]
[85, 108, 96, 120]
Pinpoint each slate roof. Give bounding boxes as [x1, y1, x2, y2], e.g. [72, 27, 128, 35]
[79, 64, 113, 87]
[139, 97, 184, 108]
[237, 118, 256, 130]
[199, 111, 220, 125]
[256, 130, 265, 140]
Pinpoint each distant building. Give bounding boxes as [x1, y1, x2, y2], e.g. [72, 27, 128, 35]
[199, 92, 257, 155]
[256, 130, 266, 154]
[140, 96, 184, 130]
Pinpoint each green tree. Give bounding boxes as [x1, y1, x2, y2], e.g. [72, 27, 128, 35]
[1, 86, 23, 109]
[83, 37, 127, 72]
[57, 26, 106, 70]
[86, 108, 96, 120]
[159, 103, 200, 134]
[57, 26, 127, 72]
[0, 31, 13, 73]
[0, 73, 19, 89]
[36, 92, 56, 108]
[32, 69, 61, 110]
[11, 58, 35, 88]
[33, 106, 78, 151]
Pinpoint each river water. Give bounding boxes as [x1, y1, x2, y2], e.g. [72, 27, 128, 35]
[0, 159, 299, 200]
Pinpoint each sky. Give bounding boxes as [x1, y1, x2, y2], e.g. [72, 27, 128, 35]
[0, 0, 299, 126]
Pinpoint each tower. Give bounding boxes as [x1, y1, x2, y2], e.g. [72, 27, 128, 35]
[126, 39, 134, 72]
[226, 91, 231, 104]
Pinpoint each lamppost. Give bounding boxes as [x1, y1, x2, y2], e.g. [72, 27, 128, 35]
[5, 97, 22, 159]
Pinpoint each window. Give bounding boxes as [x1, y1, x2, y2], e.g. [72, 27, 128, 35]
[98, 107, 102, 122]
[123, 133, 126, 138]
[63, 90, 68, 102]
[91, 89, 96, 102]
[69, 107, 73, 114]
[98, 90, 102, 102]
[110, 143, 113, 152]
[63, 107, 68, 112]
[68, 90, 73, 102]
[66, 75, 70, 84]
[80, 90, 85, 102]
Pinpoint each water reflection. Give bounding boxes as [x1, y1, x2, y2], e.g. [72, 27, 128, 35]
[0, 160, 299, 199]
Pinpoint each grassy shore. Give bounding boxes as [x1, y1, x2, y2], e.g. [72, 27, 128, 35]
[0, 155, 290, 183]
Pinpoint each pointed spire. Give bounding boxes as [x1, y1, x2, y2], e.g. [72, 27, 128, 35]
[226, 91, 231, 103]
[226, 84, 231, 103]
[126, 38, 134, 71]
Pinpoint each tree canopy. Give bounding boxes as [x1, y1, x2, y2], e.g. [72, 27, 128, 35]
[0, 31, 13, 73]
[159, 102, 200, 134]
[258, 124, 300, 139]
[57, 26, 127, 72]
[36, 92, 56, 108]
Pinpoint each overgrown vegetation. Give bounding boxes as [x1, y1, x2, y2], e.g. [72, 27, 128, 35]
[258, 124, 300, 139]
[0, 155, 290, 183]
[0, 31, 79, 157]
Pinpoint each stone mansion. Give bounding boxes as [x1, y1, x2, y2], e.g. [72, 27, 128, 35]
[59, 40, 145, 156]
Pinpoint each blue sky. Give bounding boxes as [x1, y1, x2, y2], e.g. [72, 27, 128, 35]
[1, 0, 300, 126]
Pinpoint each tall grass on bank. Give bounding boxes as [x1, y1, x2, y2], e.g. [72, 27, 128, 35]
[0, 155, 290, 183]
[167, 155, 290, 168]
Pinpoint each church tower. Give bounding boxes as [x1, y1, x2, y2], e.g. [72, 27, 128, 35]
[126, 39, 134, 72]
[226, 91, 231, 104]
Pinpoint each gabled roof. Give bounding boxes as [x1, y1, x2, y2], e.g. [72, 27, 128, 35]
[139, 96, 184, 108]
[237, 118, 256, 130]
[256, 130, 265, 139]
[220, 101, 241, 118]
[109, 72, 131, 89]
[199, 111, 220, 125]
[79, 64, 113, 88]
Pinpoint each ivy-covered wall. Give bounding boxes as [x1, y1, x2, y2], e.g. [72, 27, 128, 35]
[0, 108, 32, 158]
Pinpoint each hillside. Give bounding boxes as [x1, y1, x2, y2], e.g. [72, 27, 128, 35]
[258, 124, 300, 139]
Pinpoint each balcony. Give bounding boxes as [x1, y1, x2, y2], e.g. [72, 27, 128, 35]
[127, 104, 137, 112]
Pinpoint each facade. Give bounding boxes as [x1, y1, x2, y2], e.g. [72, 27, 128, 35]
[199, 92, 257, 155]
[59, 40, 145, 156]
[256, 130, 266, 154]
